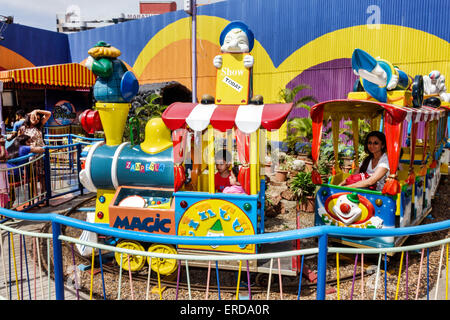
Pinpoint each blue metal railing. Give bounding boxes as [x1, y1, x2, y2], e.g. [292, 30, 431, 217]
[3, 134, 102, 210]
[1, 133, 448, 300]
[1, 205, 448, 300]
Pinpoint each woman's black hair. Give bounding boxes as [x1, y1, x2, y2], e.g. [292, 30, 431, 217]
[231, 164, 240, 178]
[7, 134, 31, 159]
[359, 131, 387, 173]
[16, 109, 26, 118]
[23, 111, 43, 130]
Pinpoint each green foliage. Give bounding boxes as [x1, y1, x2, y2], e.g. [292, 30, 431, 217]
[279, 84, 318, 154]
[277, 153, 295, 171]
[284, 117, 313, 153]
[123, 93, 168, 143]
[289, 171, 316, 201]
[278, 84, 317, 109]
[342, 118, 371, 147]
[319, 119, 371, 167]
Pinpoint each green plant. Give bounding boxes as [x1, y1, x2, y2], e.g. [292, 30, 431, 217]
[278, 84, 317, 154]
[123, 93, 167, 143]
[289, 171, 316, 202]
[342, 118, 371, 147]
[284, 117, 313, 153]
[278, 84, 317, 108]
[277, 153, 294, 171]
[318, 156, 330, 176]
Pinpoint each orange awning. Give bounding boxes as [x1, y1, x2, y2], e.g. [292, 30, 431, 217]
[0, 63, 96, 89]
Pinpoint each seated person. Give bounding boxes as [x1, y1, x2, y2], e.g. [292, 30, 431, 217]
[214, 149, 232, 192]
[223, 165, 246, 194]
[340, 131, 390, 191]
[7, 109, 26, 142]
[7, 134, 45, 178]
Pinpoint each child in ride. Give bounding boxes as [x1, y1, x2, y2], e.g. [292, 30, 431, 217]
[223, 165, 246, 194]
[214, 149, 232, 192]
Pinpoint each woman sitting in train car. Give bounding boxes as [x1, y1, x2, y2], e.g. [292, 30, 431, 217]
[340, 131, 390, 191]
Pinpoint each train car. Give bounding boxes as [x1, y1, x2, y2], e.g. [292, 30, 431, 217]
[78, 23, 299, 277]
[310, 49, 448, 249]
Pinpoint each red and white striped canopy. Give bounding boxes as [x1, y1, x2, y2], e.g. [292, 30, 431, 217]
[162, 102, 293, 133]
[397, 104, 446, 122]
[310, 99, 445, 124]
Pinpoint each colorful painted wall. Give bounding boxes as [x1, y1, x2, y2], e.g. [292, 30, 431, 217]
[0, 23, 70, 71]
[1, 0, 449, 116]
[69, 0, 449, 114]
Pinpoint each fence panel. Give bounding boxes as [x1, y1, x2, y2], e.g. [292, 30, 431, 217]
[0, 208, 448, 301]
[4, 154, 46, 211]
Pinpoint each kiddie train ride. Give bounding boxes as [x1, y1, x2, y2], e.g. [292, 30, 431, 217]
[310, 49, 449, 249]
[78, 23, 295, 276]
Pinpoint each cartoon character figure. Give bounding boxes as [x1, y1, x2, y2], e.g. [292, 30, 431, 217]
[213, 20, 255, 70]
[85, 41, 139, 103]
[202, 21, 262, 105]
[423, 70, 450, 102]
[351, 49, 423, 106]
[331, 193, 363, 226]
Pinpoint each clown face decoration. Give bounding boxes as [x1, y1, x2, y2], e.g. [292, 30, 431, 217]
[332, 193, 362, 226]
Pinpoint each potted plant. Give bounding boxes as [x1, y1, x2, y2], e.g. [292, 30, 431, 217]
[279, 84, 317, 158]
[274, 153, 294, 182]
[290, 171, 316, 213]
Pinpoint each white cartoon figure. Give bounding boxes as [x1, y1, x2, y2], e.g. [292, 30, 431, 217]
[213, 20, 254, 70]
[423, 70, 450, 102]
[205, 20, 262, 105]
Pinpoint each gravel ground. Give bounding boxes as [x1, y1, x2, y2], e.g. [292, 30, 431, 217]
[51, 174, 449, 301]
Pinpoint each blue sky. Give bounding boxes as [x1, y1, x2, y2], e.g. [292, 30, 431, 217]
[0, 0, 187, 32]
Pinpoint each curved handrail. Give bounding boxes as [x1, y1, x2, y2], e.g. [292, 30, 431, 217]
[1, 206, 448, 246]
[44, 133, 104, 142]
[6, 152, 39, 164]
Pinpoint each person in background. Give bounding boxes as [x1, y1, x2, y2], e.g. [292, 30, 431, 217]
[6, 109, 26, 143]
[223, 165, 246, 194]
[7, 134, 45, 160]
[18, 109, 51, 147]
[12, 109, 26, 132]
[6, 134, 45, 206]
[214, 149, 232, 192]
[0, 137, 9, 208]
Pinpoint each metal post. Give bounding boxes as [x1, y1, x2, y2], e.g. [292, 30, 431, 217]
[52, 221, 65, 300]
[43, 148, 52, 204]
[316, 233, 328, 300]
[0, 81, 5, 135]
[76, 143, 84, 195]
[191, 0, 197, 103]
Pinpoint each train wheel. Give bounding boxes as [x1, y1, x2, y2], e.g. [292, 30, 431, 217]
[147, 244, 178, 276]
[115, 240, 147, 272]
[255, 273, 273, 287]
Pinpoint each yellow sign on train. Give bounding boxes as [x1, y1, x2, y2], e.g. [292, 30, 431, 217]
[215, 53, 251, 105]
[177, 199, 256, 254]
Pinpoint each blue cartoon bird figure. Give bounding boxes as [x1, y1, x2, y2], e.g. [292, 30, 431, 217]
[85, 41, 139, 103]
